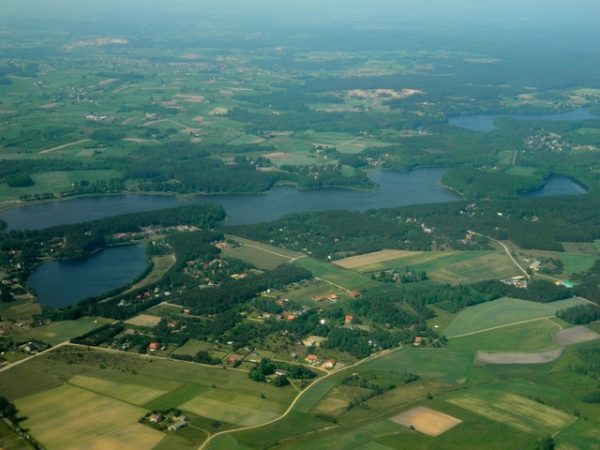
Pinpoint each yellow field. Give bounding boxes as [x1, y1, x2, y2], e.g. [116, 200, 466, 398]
[124, 314, 162, 327]
[69, 375, 167, 405]
[390, 406, 462, 437]
[15, 384, 148, 449]
[332, 250, 421, 269]
[67, 423, 164, 450]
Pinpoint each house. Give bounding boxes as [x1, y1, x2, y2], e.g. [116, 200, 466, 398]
[306, 354, 320, 363]
[349, 291, 361, 298]
[275, 369, 290, 376]
[414, 336, 424, 346]
[345, 315, 354, 324]
[287, 315, 296, 321]
[148, 342, 160, 351]
[149, 414, 163, 423]
[324, 359, 336, 369]
[168, 420, 187, 431]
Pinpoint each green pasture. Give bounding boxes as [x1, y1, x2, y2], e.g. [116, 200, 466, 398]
[448, 318, 563, 353]
[221, 245, 293, 270]
[555, 418, 600, 450]
[15, 317, 108, 346]
[354, 251, 494, 274]
[0, 299, 42, 322]
[585, 321, 600, 334]
[428, 253, 521, 284]
[446, 382, 576, 436]
[292, 257, 378, 291]
[360, 348, 475, 384]
[171, 338, 212, 356]
[505, 166, 539, 177]
[443, 297, 588, 338]
[227, 236, 304, 258]
[560, 253, 598, 274]
[0, 420, 32, 450]
[144, 383, 209, 411]
[180, 396, 280, 427]
[426, 306, 460, 334]
[227, 133, 265, 145]
[68, 374, 167, 405]
[293, 380, 336, 413]
[15, 384, 150, 450]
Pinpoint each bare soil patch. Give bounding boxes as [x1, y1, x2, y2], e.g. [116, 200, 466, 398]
[174, 94, 205, 103]
[193, 115, 205, 122]
[0, 110, 17, 114]
[99, 78, 118, 86]
[125, 314, 161, 327]
[113, 84, 138, 94]
[556, 326, 600, 345]
[120, 117, 138, 125]
[122, 138, 147, 143]
[476, 347, 564, 365]
[39, 139, 91, 154]
[333, 250, 421, 269]
[390, 406, 462, 437]
[209, 107, 228, 116]
[39, 103, 62, 109]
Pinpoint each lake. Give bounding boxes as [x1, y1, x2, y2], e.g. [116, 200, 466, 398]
[27, 244, 147, 308]
[449, 107, 597, 132]
[1, 168, 460, 231]
[520, 176, 587, 199]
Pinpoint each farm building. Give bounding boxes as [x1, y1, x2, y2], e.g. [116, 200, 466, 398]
[148, 342, 160, 351]
[306, 354, 320, 363]
[168, 420, 187, 431]
[324, 359, 336, 369]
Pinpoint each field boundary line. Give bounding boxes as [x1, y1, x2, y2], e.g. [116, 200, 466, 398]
[448, 316, 554, 339]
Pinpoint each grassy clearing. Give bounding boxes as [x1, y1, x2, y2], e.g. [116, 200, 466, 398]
[127, 254, 176, 290]
[0, 298, 42, 322]
[429, 253, 520, 284]
[293, 380, 336, 413]
[585, 321, 600, 334]
[15, 384, 148, 450]
[444, 297, 588, 338]
[180, 396, 280, 427]
[171, 338, 212, 356]
[446, 384, 575, 435]
[221, 244, 292, 270]
[426, 306, 460, 335]
[226, 236, 304, 258]
[68, 375, 167, 405]
[560, 253, 598, 274]
[333, 250, 422, 270]
[292, 257, 378, 291]
[124, 314, 162, 327]
[448, 318, 562, 353]
[15, 317, 107, 345]
[201, 388, 286, 414]
[360, 349, 474, 384]
[505, 166, 539, 177]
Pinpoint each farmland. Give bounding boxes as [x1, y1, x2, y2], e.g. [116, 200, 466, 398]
[443, 297, 589, 338]
[14, 317, 108, 346]
[292, 257, 379, 292]
[221, 236, 303, 270]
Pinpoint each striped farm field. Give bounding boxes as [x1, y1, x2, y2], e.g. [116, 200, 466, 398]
[68, 375, 167, 405]
[332, 250, 421, 269]
[292, 257, 378, 291]
[293, 380, 336, 413]
[67, 423, 164, 450]
[444, 297, 588, 338]
[180, 396, 280, 427]
[428, 252, 522, 284]
[446, 382, 575, 435]
[448, 318, 563, 352]
[14, 384, 152, 450]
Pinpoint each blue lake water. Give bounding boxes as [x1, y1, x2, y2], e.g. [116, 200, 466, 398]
[520, 176, 587, 199]
[449, 108, 597, 132]
[27, 244, 147, 308]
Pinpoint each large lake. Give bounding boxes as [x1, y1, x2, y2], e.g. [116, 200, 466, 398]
[2, 168, 460, 231]
[449, 107, 597, 132]
[27, 244, 147, 308]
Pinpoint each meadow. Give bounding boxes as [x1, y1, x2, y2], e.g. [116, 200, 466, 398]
[443, 297, 588, 338]
[14, 317, 108, 346]
[292, 257, 379, 292]
[427, 253, 521, 284]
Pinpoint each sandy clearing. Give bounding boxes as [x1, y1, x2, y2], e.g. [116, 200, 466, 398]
[333, 250, 422, 269]
[0, 110, 17, 114]
[476, 347, 564, 365]
[161, 100, 178, 106]
[191, 138, 202, 143]
[219, 90, 234, 96]
[143, 119, 168, 126]
[113, 84, 138, 94]
[209, 107, 228, 115]
[180, 54, 200, 59]
[39, 139, 91, 154]
[122, 138, 147, 143]
[193, 115, 205, 122]
[125, 314, 161, 327]
[140, 87, 179, 91]
[262, 151, 293, 160]
[390, 406, 462, 437]
[99, 78, 118, 86]
[556, 325, 600, 346]
[39, 103, 62, 109]
[174, 94, 205, 103]
[120, 117, 138, 125]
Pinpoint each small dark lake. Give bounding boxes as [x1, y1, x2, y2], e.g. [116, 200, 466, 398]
[520, 176, 587, 199]
[27, 244, 147, 308]
[449, 107, 597, 132]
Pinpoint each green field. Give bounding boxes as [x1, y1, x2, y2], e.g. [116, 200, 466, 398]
[221, 244, 294, 270]
[293, 380, 336, 413]
[171, 338, 212, 356]
[292, 257, 378, 291]
[446, 382, 576, 435]
[448, 318, 563, 352]
[14, 384, 156, 450]
[505, 166, 539, 177]
[559, 253, 598, 274]
[443, 297, 588, 338]
[360, 348, 475, 384]
[68, 375, 167, 405]
[180, 395, 281, 427]
[350, 251, 475, 273]
[15, 317, 108, 345]
[428, 253, 521, 284]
